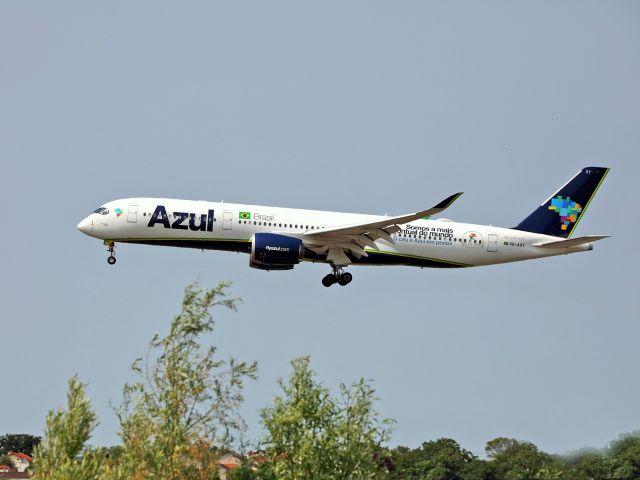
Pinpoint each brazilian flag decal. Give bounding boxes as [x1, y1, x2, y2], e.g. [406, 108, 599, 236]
[239, 211, 251, 220]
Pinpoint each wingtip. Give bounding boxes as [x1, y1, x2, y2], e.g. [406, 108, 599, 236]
[434, 192, 464, 210]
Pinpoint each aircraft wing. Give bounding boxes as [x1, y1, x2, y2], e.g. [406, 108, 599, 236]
[305, 192, 463, 238]
[532, 235, 610, 249]
[298, 192, 463, 266]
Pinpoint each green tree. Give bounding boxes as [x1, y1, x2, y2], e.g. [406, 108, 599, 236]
[112, 281, 258, 480]
[0, 454, 14, 468]
[486, 438, 550, 480]
[0, 433, 42, 456]
[389, 438, 480, 480]
[604, 432, 640, 479]
[257, 356, 393, 480]
[485, 437, 520, 459]
[460, 459, 495, 480]
[31, 375, 106, 480]
[228, 458, 277, 480]
[563, 448, 607, 480]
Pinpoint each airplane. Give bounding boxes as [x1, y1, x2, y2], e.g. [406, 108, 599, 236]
[77, 166, 609, 287]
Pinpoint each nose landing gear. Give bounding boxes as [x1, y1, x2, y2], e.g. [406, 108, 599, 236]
[106, 241, 116, 265]
[322, 266, 352, 287]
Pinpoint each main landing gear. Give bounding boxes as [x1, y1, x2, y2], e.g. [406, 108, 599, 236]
[322, 266, 353, 287]
[106, 241, 116, 265]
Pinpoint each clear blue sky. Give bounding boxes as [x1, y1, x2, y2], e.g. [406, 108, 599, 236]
[1, 1, 638, 457]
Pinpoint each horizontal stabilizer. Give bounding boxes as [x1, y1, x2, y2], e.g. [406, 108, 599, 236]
[532, 235, 610, 249]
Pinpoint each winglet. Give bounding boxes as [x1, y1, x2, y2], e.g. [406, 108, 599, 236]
[434, 192, 464, 210]
[423, 192, 463, 219]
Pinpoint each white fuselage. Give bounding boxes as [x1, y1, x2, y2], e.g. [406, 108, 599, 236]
[77, 198, 593, 269]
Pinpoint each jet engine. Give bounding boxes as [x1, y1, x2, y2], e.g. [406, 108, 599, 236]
[250, 233, 303, 270]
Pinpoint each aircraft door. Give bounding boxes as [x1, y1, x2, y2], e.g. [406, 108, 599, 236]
[127, 204, 138, 223]
[487, 234, 498, 252]
[223, 211, 233, 230]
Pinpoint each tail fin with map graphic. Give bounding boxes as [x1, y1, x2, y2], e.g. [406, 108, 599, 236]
[513, 166, 609, 238]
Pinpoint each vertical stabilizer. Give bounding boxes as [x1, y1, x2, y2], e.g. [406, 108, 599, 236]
[514, 167, 609, 238]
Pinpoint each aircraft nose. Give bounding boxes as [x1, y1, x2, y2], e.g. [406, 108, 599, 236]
[77, 216, 92, 234]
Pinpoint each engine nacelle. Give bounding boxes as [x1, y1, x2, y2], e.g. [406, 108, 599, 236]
[250, 233, 303, 271]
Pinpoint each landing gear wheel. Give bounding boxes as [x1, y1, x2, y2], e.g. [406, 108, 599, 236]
[322, 265, 353, 287]
[338, 272, 353, 286]
[322, 274, 337, 287]
[106, 241, 117, 265]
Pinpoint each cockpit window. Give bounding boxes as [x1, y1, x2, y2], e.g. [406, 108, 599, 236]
[93, 207, 109, 215]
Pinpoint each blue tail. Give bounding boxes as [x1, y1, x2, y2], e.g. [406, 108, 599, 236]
[514, 166, 609, 238]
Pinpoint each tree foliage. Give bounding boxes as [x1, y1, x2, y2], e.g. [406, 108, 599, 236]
[31, 375, 106, 480]
[604, 432, 640, 479]
[485, 437, 520, 459]
[32, 281, 257, 480]
[563, 448, 607, 480]
[27, 281, 640, 480]
[488, 438, 550, 480]
[112, 281, 257, 480]
[240, 356, 393, 480]
[0, 433, 41, 456]
[389, 438, 480, 480]
[390, 432, 640, 480]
